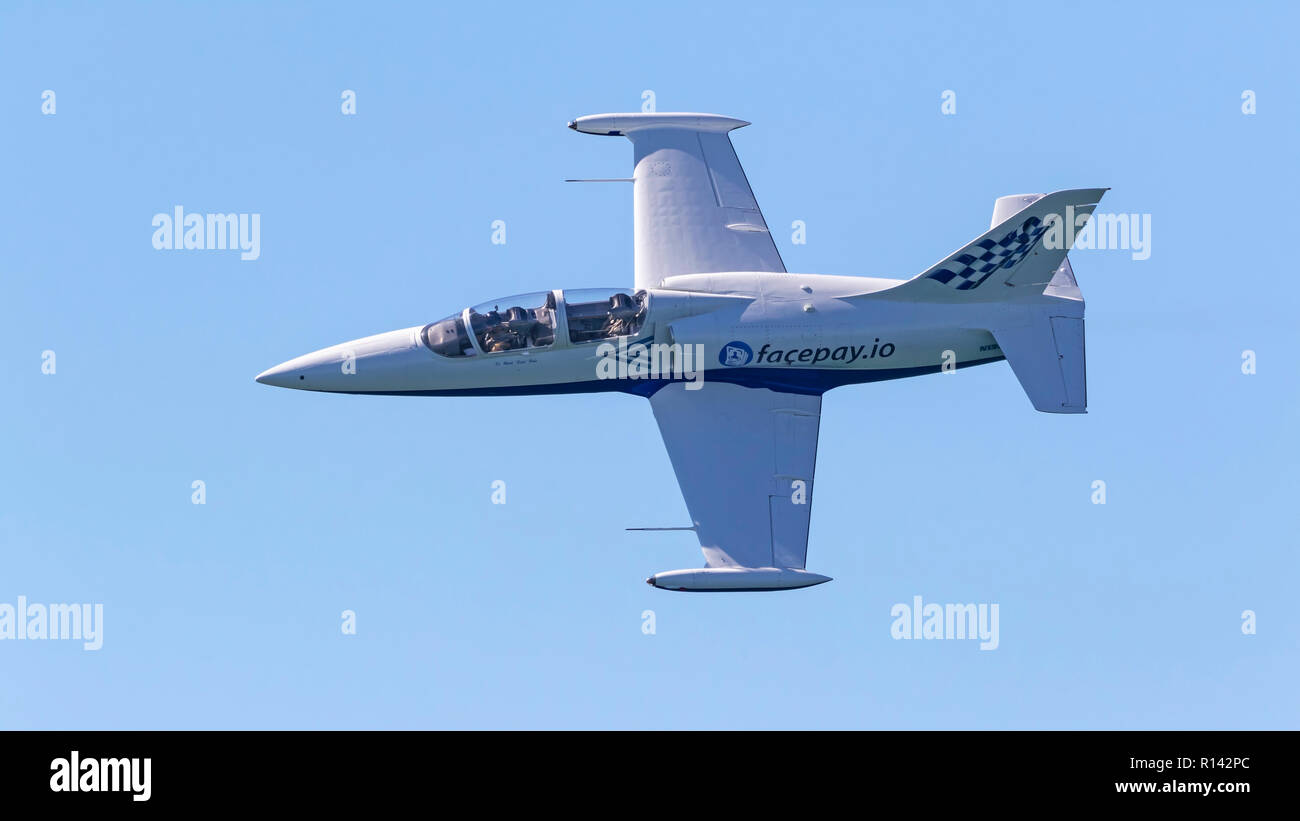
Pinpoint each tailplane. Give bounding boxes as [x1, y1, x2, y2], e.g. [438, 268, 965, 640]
[864, 187, 1105, 413]
[983, 193, 1089, 412]
[991, 308, 1087, 413]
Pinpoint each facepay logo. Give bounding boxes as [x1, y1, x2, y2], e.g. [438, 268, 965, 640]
[719, 341, 753, 366]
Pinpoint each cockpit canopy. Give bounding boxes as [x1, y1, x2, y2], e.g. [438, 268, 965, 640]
[421, 288, 647, 357]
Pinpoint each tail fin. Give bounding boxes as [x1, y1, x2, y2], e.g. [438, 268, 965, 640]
[980, 192, 1094, 412]
[893, 188, 1107, 302]
[860, 187, 1105, 412]
[991, 193, 1083, 300]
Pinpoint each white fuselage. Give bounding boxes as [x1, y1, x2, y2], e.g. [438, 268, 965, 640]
[254, 272, 1008, 397]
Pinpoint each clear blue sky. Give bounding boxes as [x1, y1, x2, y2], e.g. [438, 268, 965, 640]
[2, 1, 1296, 729]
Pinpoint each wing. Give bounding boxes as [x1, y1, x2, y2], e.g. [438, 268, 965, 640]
[649, 382, 820, 570]
[569, 113, 786, 290]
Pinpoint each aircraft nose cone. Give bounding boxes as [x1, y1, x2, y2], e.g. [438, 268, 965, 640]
[255, 348, 334, 390]
[254, 362, 301, 388]
[255, 327, 428, 392]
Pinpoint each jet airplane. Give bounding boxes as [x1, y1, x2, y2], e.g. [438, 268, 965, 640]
[257, 112, 1104, 591]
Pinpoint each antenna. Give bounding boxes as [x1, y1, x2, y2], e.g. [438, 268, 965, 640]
[626, 526, 697, 532]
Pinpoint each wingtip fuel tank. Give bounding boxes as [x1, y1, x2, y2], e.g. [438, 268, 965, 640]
[646, 567, 832, 592]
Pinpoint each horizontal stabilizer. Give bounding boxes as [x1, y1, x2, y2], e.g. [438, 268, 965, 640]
[992, 310, 1087, 413]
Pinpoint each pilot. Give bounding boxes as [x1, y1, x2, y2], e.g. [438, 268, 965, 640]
[603, 294, 641, 337]
[476, 309, 514, 353]
[484, 326, 519, 352]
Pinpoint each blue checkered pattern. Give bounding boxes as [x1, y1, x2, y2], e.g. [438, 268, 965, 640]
[925, 217, 1047, 290]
